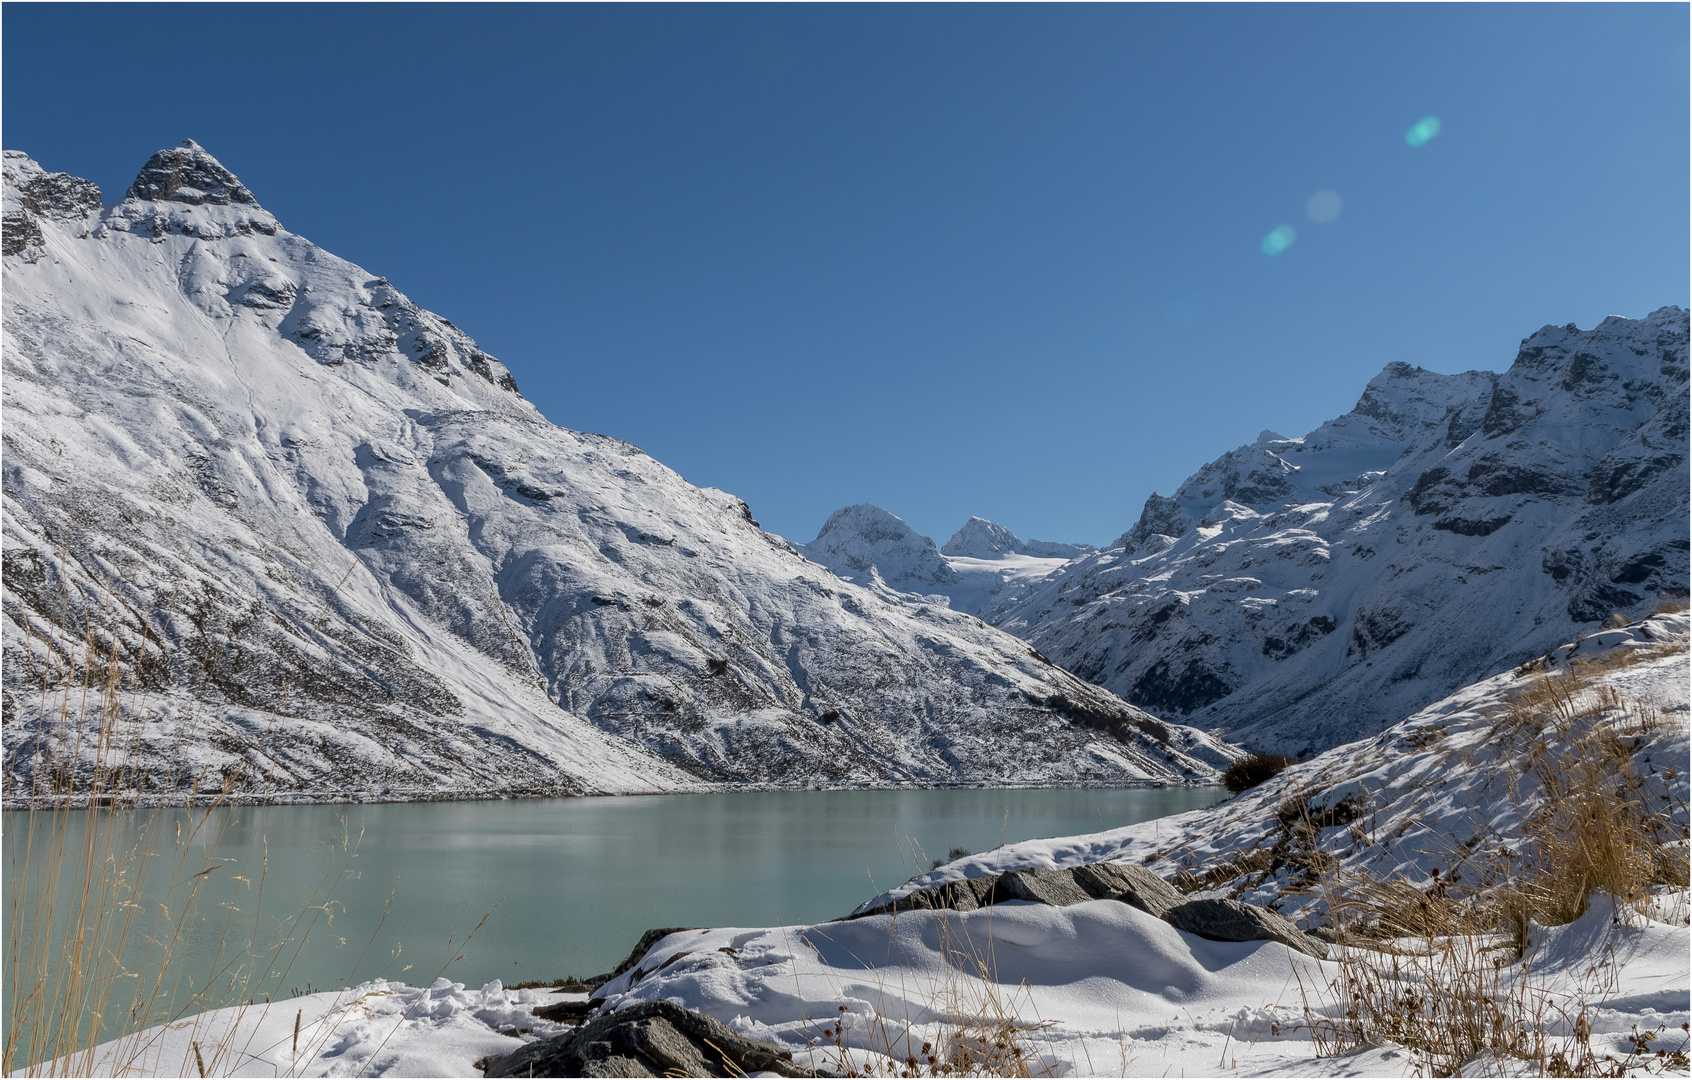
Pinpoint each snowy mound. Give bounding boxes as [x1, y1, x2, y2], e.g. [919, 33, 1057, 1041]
[990, 310, 1690, 753]
[1, 147, 1238, 804]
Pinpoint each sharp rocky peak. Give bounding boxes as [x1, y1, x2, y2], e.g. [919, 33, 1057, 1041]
[125, 140, 258, 207]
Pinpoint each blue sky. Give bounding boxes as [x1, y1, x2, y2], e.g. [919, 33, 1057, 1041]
[5, 4, 1686, 546]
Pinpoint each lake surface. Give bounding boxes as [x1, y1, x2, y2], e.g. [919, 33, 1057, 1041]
[3, 786, 1220, 1036]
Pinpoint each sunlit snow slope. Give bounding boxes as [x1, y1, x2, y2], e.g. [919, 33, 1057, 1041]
[990, 313, 1689, 754]
[1, 145, 1237, 804]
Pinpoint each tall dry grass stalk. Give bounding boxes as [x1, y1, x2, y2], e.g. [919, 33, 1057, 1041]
[2, 562, 363, 1077]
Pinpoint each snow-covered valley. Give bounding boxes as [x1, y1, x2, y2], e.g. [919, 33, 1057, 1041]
[1, 144, 1237, 805]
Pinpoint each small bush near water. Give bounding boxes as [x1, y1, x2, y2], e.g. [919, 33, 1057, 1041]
[1222, 753, 1296, 794]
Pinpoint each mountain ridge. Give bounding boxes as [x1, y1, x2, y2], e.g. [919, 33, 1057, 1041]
[988, 307, 1689, 753]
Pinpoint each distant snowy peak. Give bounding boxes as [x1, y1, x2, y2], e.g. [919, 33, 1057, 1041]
[943, 517, 1022, 558]
[943, 516, 1096, 560]
[942, 517, 1097, 560]
[802, 507, 1094, 616]
[799, 504, 956, 593]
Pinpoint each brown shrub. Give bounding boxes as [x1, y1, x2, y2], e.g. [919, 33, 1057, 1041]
[1222, 753, 1296, 794]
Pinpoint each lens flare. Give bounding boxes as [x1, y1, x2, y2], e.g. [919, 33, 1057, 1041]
[1405, 116, 1442, 148]
[1261, 225, 1296, 256]
[1306, 190, 1342, 224]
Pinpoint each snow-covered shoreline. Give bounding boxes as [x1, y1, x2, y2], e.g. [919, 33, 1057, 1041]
[41, 616, 1691, 1076]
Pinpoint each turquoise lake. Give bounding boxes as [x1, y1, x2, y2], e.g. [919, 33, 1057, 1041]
[3, 786, 1222, 1038]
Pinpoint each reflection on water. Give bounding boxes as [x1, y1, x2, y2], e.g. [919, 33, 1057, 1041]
[3, 786, 1221, 1039]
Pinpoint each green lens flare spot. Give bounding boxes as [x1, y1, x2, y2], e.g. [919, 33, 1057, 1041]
[1261, 226, 1296, 256]
[1406, 116, 1442, 148]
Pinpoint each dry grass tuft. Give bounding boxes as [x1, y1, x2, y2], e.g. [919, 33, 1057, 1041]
[1297, 646, 1691, 1076]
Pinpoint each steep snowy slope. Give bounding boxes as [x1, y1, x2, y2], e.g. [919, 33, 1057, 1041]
[990, 310, 1689, 754]
[1, 145, 1238, 804]
[801, 508, 1087, 616]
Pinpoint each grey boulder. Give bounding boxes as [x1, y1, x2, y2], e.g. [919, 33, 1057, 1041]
[484, 999, 829, 1078]
[1163, 898, 1329, 960]
[993, 867, 1095, 907]
[848, 874, 999, 919]
[1069, 863, 1187, 919]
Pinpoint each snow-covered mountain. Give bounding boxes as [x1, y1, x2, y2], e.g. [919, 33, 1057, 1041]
[989, 309, 1689, 754]
[1, 144, 1239, 804]
[941, 517, 1094, 560]
[800, 507, 1088, 615]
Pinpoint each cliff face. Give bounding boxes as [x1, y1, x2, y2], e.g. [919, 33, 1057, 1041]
[1, 145, 1236, 804]
[989, 309, 1689, 754]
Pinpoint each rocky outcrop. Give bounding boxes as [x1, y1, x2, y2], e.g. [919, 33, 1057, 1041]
[990, 309, 1690, 754]
[1163, 897, 1327, 959]
[2, 151, 101, 257]
[484, 999, 827, 1078]
[1068, 862, 1187, 918]
[844, 858, 1321, 956]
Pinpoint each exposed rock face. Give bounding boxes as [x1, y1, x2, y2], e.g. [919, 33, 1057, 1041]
[989, 309, 1689, 754]
[124, 139, 258, 205]
[844, 859, 1306, 955]
[2, 151, 102, 257]
[2, 146, 1238, 804]
[484, 999, 824, 1078]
